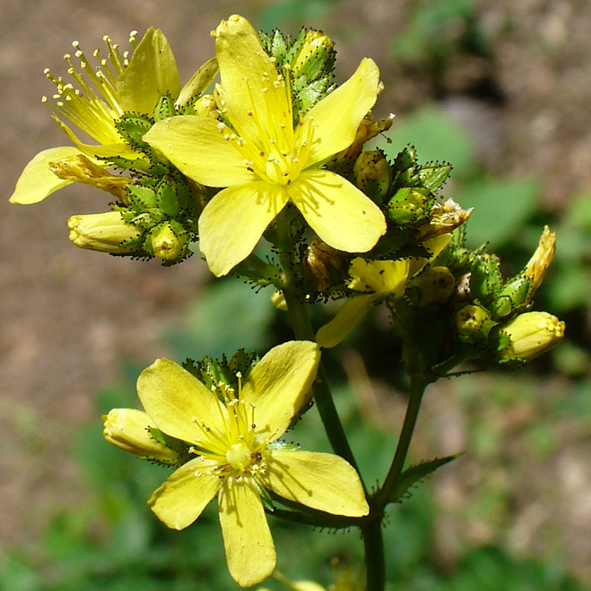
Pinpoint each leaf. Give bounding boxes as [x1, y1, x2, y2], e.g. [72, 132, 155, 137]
[388, 453, 462, 504]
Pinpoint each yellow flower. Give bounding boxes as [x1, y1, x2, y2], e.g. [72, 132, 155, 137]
[497, 311, 565, 362]
[117, 341, 368, 587]
[144, 15, 386, 277]
[316, 234, 451, 348]
[10, 29, 218, 205]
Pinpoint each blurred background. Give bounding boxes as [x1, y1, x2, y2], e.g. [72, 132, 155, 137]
[1, 0, 591, 589]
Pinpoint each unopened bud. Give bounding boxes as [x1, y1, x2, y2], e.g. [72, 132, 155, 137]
[50, 154, 129, 200]
[103, 408, 181, 464]
[150, 222, 189, 261]
[415, 266, 455, 306]
[456, 304, 494, 340]
[387, 187, 431, 227]
[497, 311, 565, 362]
[68, 211, 142, 254]
[290, 30, 334, 79]
[524, 225, 556, 300]
[353, 151, 392, 204]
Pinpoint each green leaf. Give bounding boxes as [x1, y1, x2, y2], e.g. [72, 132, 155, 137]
[457, 177, 541, 248]
[388, 453, 462, 504]
[381, 107, 476, 180]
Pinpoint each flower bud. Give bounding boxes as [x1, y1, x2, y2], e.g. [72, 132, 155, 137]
[150, 222, 189, 261]
[103, 408, 182, 464]
[415, 266, 455, 306]
[353, 151, 392, 204]
[192, 94, 217, 118]
[303, 238, 347, 292]
[497, 311, 565, 362]
[290, 30, 334, 79]
[49, 154, 129, 200]
[524, 225, 556, 300]
[68, 211, 142, 254]
[386, 187, 431, 228]
[456, 304, 495, 340]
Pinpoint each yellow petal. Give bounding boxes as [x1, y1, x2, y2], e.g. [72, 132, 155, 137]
[263, 449, 369, 517]
[315, 294, 376, 348]
[348, 258, 410, 293]
[304, 58, 380, 167]
[408, 234, 452, 277]
[219, 477, 276, 587]
[242, 341, 320, 439]
[144, 116, 256, 187]
[291, 170, 386, 253]
[9, 146, 80, 204]
[53, 117, 139, 160]
[214, 15, 290, 146]
[176, 57, 219, 110]
[148, 457, 221, 529]
[137, 358, 224, 443]
[117, 28, 181, 114]
[199, 182, 289, 277]
[103, 408, 180, 463]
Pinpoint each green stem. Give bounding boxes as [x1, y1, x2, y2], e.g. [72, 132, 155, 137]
[363, 516, 385, 591]
[374, 373, 427, 508]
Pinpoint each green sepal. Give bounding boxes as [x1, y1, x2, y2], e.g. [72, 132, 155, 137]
[492, 274, 532, 318]
[418, 161, 452, 193]
[390, 144, 420, 191]
[259, 29, 289, 63]
[387, 453, 463, 505]
[127, 183, 158, 209]
[470, 254, 503, 302]
[154, 92, 176, 122]
[156, 178, 180, 217]
[386, 187, 432, 227]
[114, 114, 154, 149]
[147, 427, 192, 466]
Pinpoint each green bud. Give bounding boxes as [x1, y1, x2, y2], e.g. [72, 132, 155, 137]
[415, 266, 455, 306]
[456, 304, 495, 340]
[353, 151, 392, 204]
[150, 221, 188, 262]
[68, 211, 142, 254]
[386, 187, 431, 227]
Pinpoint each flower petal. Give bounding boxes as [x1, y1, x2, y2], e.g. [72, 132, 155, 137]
[137, 358, 224, 443]
[9, 146, 80, 204]
[263, 449, 369, 517]
[144, 116, 256, 187]
[199, 182, 289, 277]
[304, 57, 380, 167]
[315, 294, 376, 348]
[214, 15, 291, 146]
[408, 234, 452, 277]
[219, 477, 276, 587]
[291, 170, 386, 253]
[348, 257, 410, 293]
[176, 57, 219, 110]
[148, 457, 221, 530]
[242, 341, 320, 439]
[117, 28, 181, 114]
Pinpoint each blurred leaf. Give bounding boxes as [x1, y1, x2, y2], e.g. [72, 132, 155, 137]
[166, 279, 276, 361]
[382, 107, 477, 179]
[564, 190, 591, 231]
[258, 0, 336, 33]
[457, 177, 541, 248]
[547, 264, 590, 312]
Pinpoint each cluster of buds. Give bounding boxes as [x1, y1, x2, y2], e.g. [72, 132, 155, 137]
[455, 226, 564, 364]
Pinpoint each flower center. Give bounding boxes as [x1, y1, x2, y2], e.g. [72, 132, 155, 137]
[226, 442, 254, 471]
